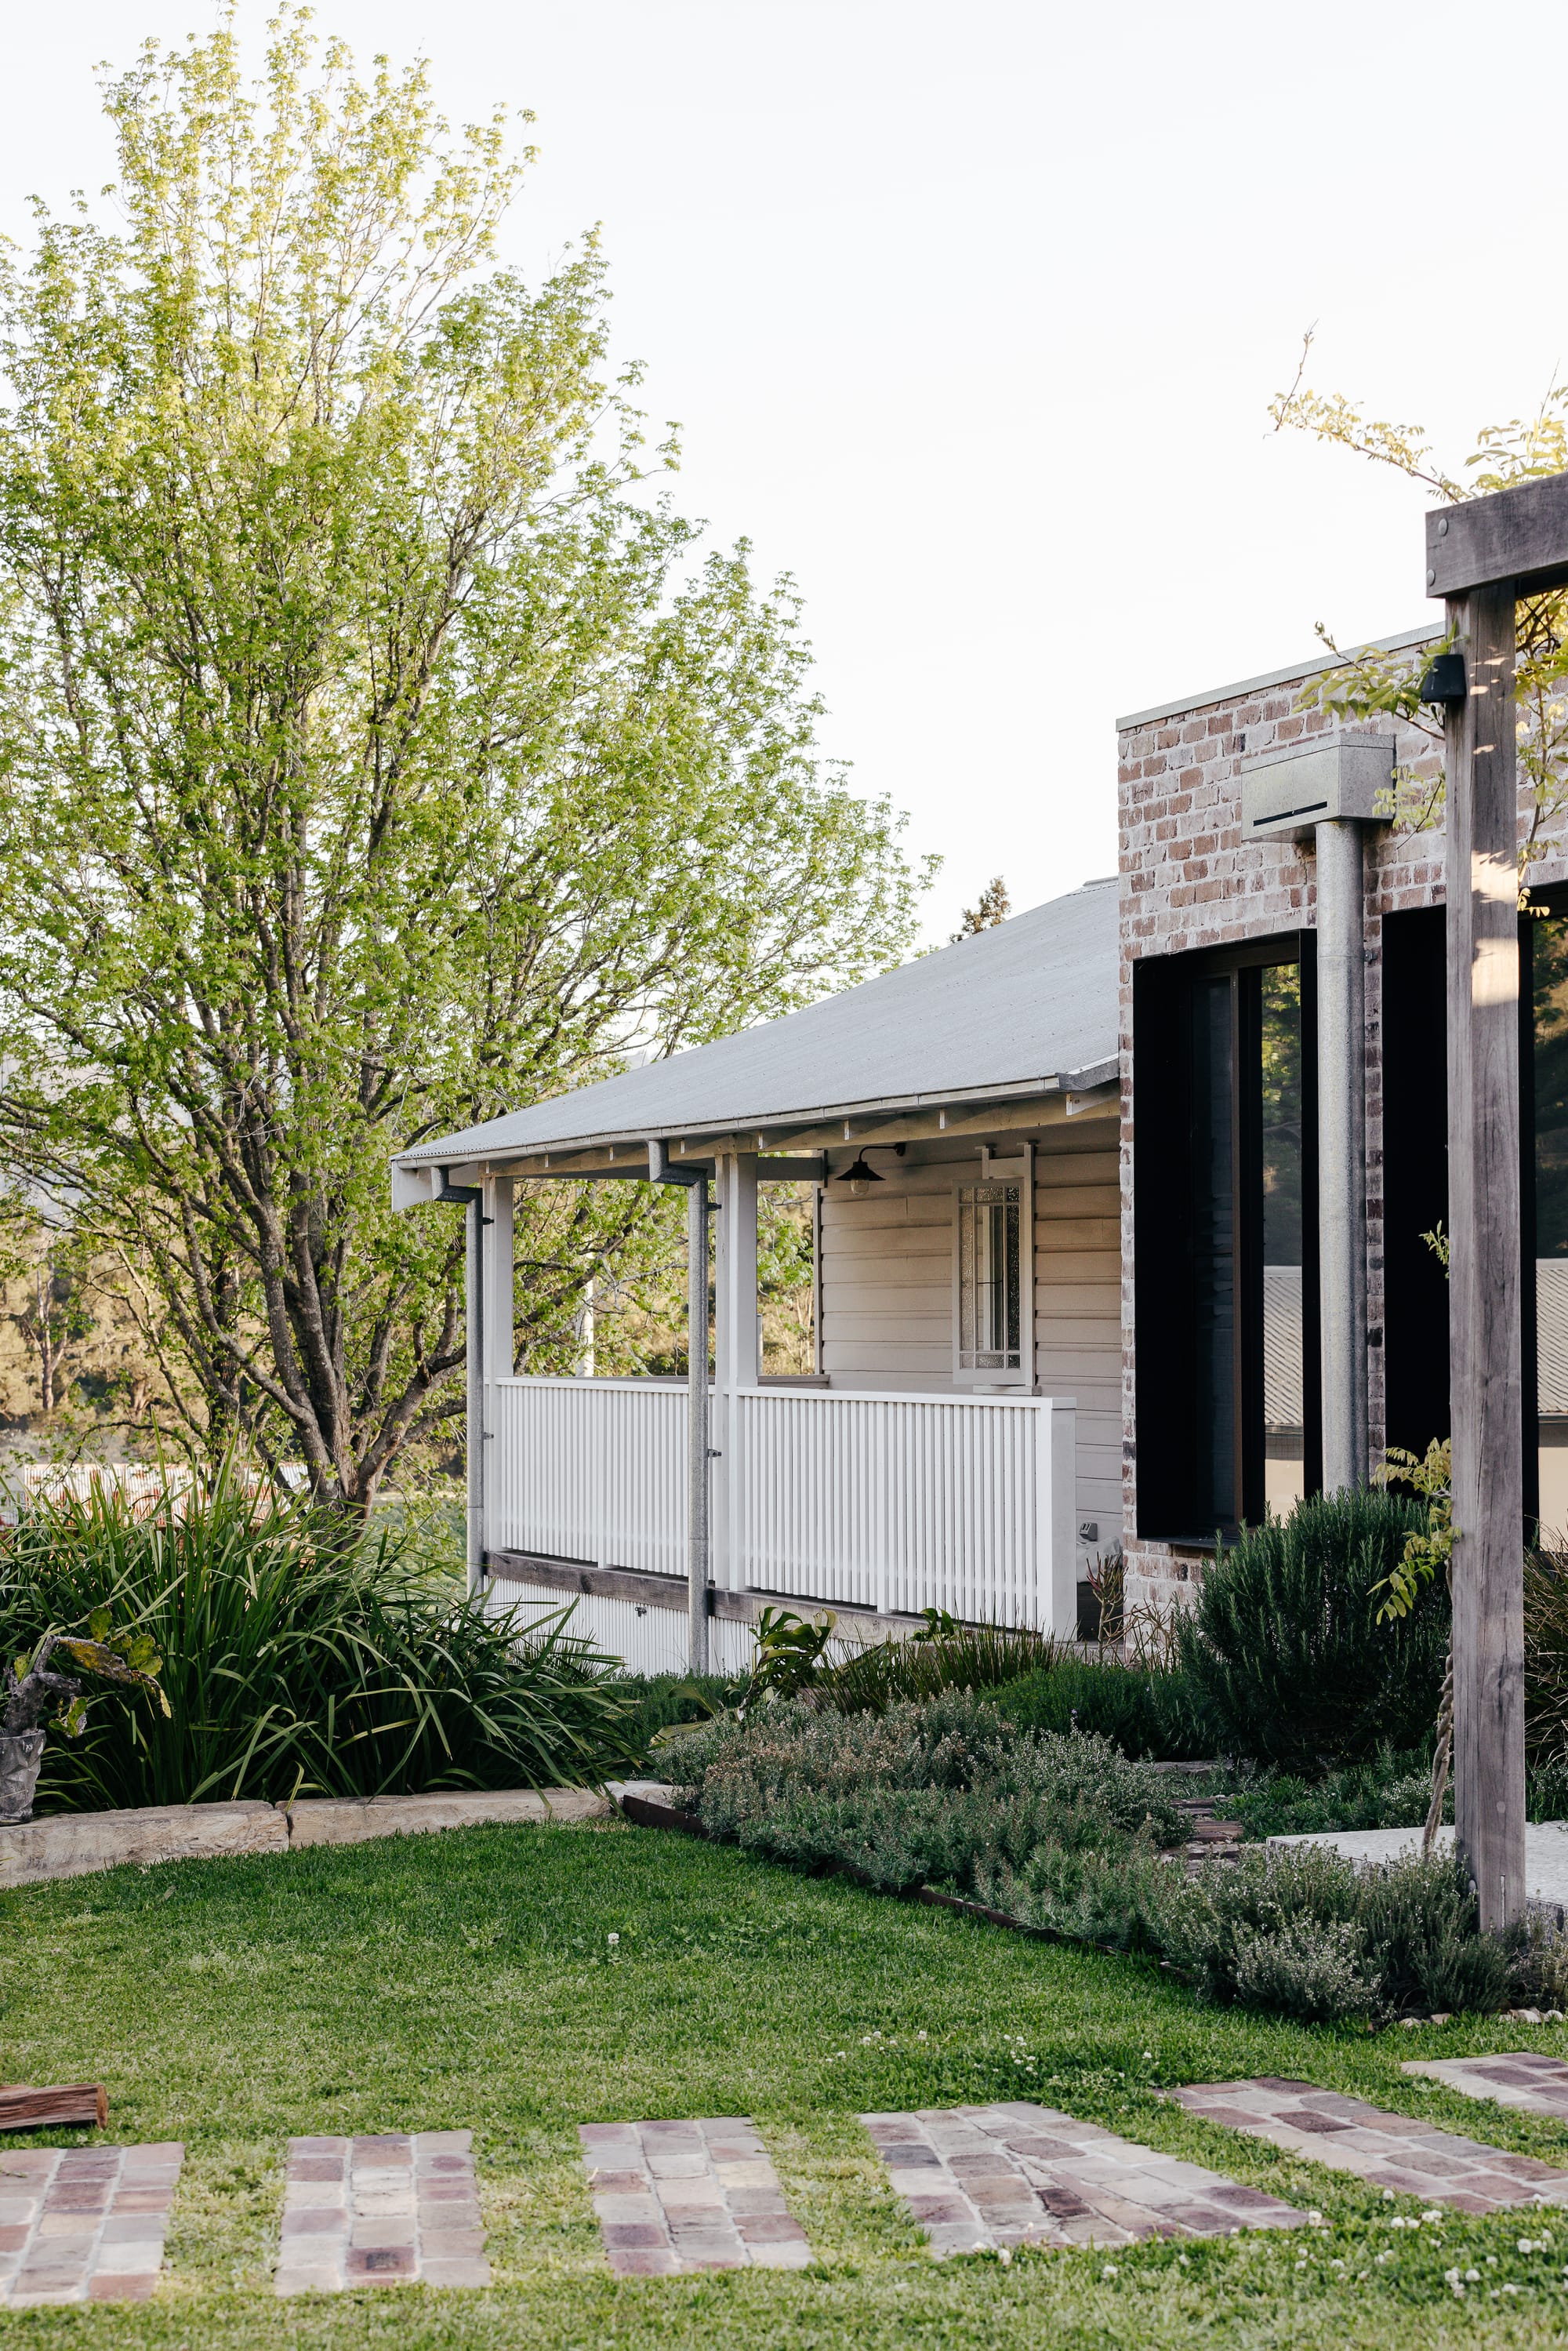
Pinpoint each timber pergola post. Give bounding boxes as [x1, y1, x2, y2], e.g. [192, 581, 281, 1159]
[1425, 471, 1568, 1930]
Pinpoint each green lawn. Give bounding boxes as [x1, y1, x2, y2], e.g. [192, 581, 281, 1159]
[4, 1819, 1568, 2346]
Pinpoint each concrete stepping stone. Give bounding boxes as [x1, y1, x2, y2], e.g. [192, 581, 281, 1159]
[860, 2102, 1303, 2256]
[1169, 2077, 1568, 2213]
[0, 2142, 183, 2307]
[1403, 2051, 1568, 2118]
[578, 2117, 811, 2275]
[274, 2129, 491, 2295]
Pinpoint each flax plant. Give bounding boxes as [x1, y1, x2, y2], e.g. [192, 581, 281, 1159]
[0, 1464, 635, 1809]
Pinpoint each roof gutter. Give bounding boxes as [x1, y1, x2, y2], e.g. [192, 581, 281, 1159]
[390, 1059, 1120, 1179]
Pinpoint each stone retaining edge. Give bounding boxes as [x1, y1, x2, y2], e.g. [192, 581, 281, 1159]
[0, 1788, 609, 1888]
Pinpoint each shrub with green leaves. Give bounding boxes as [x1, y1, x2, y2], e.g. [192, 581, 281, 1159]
[1175, 1488, 1449, 1775]
[992, 1655, 1217, 1759]
[613, 1673, 732, 1764]
[1216, 1746, 1440, 1840]
[0, 1469, 637, 1808]
[815, 1619, 1059, 1714]
[669, 1681, 1538, 2025]
[673, 1695, 1183, 1893]
[1148, 1844, 1508, 2025]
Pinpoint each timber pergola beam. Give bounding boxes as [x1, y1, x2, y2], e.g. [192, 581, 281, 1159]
[1424, 471, 1568, 1931]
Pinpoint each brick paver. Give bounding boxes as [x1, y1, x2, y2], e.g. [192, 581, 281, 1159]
[0, 2142, 183, 2306]
[274, 2130, 490, 2295]
[1403, 2051, 1568, 2117]
[578, 2117, 811, 2274]
[861, 2102, 1303, 2255]
[1169, 2078, 1568, 2213]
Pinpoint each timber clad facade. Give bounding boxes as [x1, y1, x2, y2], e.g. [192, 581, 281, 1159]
[820, 1126, 1120, 1547]
[1117, 635, 1568, 1612]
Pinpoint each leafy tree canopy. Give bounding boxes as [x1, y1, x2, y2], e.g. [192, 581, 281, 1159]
[0, 13, 929, 1509]
[1272, 335, 1568, 874]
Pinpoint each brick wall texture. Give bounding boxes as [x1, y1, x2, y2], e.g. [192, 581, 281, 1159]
[1118, 654, 1567, 1613]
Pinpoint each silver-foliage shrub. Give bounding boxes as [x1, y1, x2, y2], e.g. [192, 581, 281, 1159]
[672, 1692, 1536, 2022]
[673, 1694, 1182, 1895]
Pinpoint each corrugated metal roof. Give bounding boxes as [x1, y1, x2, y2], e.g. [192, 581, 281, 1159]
[395, 878, 1120, 1168]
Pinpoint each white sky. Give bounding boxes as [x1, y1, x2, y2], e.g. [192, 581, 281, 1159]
[2, 1, 1563, 941]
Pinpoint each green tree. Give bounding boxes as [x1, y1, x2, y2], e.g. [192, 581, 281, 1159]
[0, 16, 927, 1512]
[1271, 336, 1568, 870]
[951, 874, 1011, 940]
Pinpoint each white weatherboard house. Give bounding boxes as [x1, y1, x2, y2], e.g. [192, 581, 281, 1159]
[391, 879, 1120, 1670]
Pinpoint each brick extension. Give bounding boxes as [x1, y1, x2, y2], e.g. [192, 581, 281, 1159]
[578, 2117, 811, 2275]
[1114, 639, 1568, 1613]
[274, 2129, 491, 2295]
[1170, 2078, 1568, 2211]
[862, 2102, 1302, 2255]
[0, 2142, 183, 2307]
[1404, 2051, 1568, 2118]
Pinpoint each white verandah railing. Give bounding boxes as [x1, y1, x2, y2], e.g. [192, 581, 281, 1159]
[485, 1376, 1077, 1633]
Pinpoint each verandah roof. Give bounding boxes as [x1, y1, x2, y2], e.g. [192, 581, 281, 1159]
[393, 877, 1120, 1175]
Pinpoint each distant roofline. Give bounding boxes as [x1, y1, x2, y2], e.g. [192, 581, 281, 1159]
[1114, 623, 1438, 735]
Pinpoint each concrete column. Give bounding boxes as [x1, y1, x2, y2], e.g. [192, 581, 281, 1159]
[713, 1153, 759, 1593]
[1314, 818, 1370, 1493]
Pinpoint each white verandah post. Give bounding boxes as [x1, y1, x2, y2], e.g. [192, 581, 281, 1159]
[713, 1152, 760, 1598]
[464, 1172, 514, 1603]
[1036, 1395, 1078, 1637]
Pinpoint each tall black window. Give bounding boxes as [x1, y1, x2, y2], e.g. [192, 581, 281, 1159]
[1134, 936, 1319, 1543]
[1364, 898, 1568, 1541]
[1530, 899, 1568, 1539]
[1381, 908, 1450, 1466]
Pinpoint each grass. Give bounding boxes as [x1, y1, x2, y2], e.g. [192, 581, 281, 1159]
[4, 1822, 1568, 2345]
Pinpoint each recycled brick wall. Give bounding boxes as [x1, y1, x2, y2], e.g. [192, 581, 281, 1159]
[1117, 641, 1568, 1615]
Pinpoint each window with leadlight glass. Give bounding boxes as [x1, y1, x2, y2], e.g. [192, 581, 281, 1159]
[953, 1154, 1033, 1386]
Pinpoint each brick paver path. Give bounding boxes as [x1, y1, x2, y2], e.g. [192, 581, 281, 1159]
[578, 2117, 811, 2274]
[0, 2142, 183, 2306]
[1169, 2078, 1568, 2212]
[1403, 2051, 1568, 2118]
[861, 2102, 1302, 2255]
[274, 2130, 491, 2295]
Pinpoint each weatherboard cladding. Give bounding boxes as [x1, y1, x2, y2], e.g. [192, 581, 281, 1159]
[395, 880, 1120, 1168]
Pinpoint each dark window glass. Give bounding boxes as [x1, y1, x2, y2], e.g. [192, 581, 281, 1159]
[1189, 976, 1237, 1531]
[1261, 964, 1306, 1516]
[1533, 910, 1568, 1537]
[1133, 936, 1318, 1543]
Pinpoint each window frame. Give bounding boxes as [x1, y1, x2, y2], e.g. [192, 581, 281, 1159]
[1132, 932, 1320, 1544]
[951, 1144, 1035, 1390]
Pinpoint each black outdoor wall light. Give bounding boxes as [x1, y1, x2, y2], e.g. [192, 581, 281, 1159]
[1418, 652, 1468, 706]
[836, 1143, 906, 1197]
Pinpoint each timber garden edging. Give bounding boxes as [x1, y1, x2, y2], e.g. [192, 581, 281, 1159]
[0, 1788, 608, 1888]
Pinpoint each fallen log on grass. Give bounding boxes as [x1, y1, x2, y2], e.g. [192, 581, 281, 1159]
[0, 2082, 107, 2129]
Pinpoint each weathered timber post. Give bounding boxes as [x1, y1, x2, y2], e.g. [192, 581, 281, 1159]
[1442, 584, 1524, 1929]
[1426, 474, 1568, 1928]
